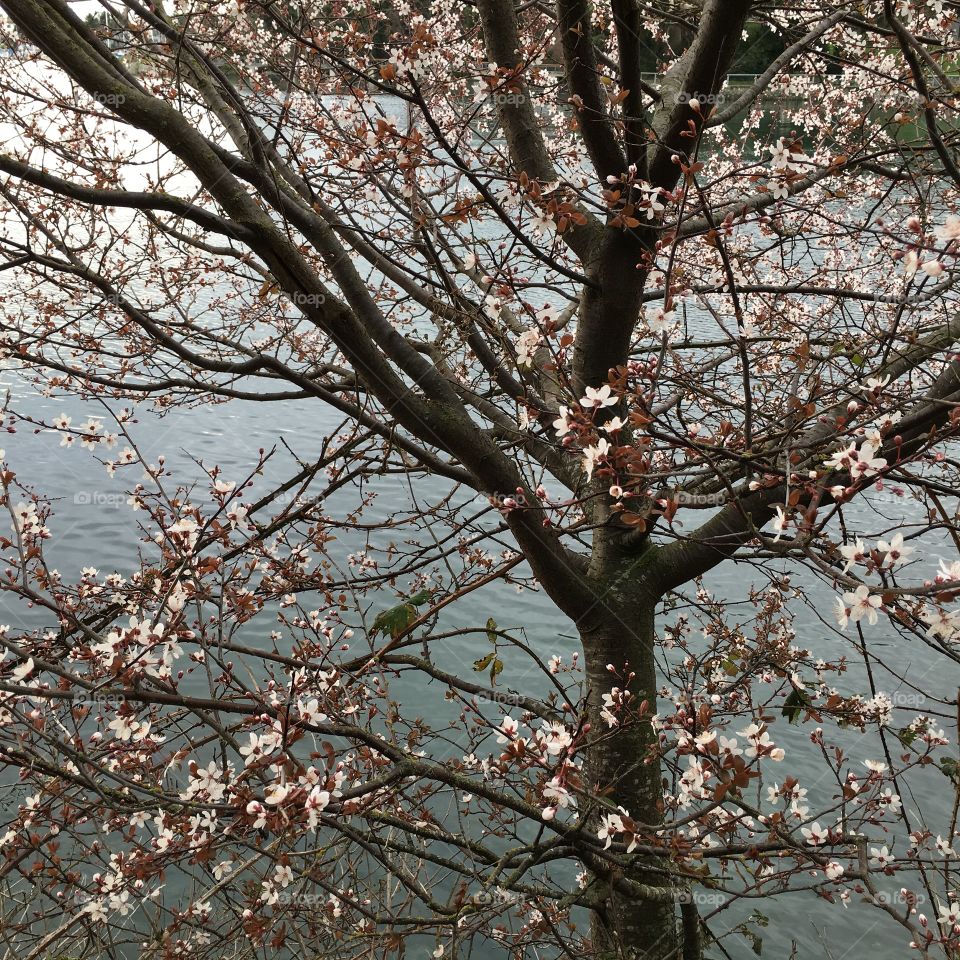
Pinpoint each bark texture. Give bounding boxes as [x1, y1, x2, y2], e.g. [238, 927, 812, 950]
[580, 599, 681, 959]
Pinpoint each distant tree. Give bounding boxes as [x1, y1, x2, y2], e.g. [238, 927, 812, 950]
[0, 2, 958, 959]
[729, 23, 787, 75]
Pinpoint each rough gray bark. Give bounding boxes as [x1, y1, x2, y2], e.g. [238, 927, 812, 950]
[581, 600, 680, 959]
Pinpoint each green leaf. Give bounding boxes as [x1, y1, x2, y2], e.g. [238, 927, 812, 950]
[490, 657, 503, 684]
[371, 601, 418, 639]
[486, 617, 498, 644]
[781, 688, 809, 724]
[897, 725, 919, 747]
[369, 589, 434, 639]
[473, 653, 496, 673]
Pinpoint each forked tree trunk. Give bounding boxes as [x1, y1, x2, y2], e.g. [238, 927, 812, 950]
[580, 601, 687, 960]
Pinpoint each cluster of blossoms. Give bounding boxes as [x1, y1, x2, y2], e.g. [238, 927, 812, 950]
[346, 549, 378, 570]
[88, 615, 183, 681]
[824, 440, 887, 483]
[182, 759, 233, 803]
[919, 559, 960, 642]
[597, 807, 644, 852]
[54, 415, 117, 451]
[768, 137, 812, 199]
[540, 767, 577, 820]
[495, 715, 574, 757]
[639, 639, 942, 866]
[832, 532, 960, 634]
[901, 213, 960, 278]
[50, 410, 139, 476]
[245, 760, 347, 837]
[835, 584, 881, 628]
[759, 371, 907, 544]
[11, 500, 48, 538]
[599, 686, 632, 727]
[603, 166, 668, 221]
[163, 514, 201, 553]
[655, 711, 787, 813]
[515, 328, 541, 367]
[643, 304, 676, 336]
[551, 384, 623, 483]
[249, 767, 341, 834]
[491, 715, 585, 820]
[837, 533, 914, 573]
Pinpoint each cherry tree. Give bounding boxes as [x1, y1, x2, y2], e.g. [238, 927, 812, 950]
[0, 1, 959, 958]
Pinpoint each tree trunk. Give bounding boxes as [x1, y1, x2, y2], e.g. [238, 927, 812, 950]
[580, 600, 684, 960]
